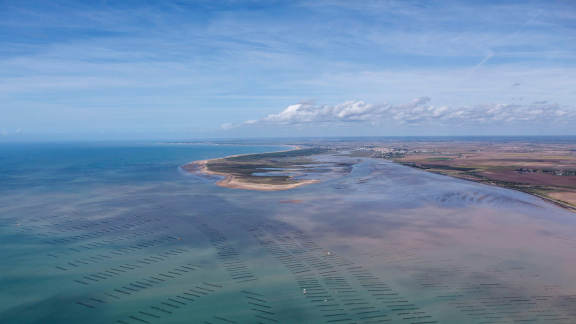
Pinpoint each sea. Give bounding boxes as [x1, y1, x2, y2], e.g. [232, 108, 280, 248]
[1, 140, 576, 323]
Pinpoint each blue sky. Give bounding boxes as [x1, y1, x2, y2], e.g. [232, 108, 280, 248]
[1, 0, 575, 139]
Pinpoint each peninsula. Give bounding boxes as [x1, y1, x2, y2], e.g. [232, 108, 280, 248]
[183, 148, 333, 191]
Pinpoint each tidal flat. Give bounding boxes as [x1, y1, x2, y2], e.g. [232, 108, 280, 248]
[2, 141, 576, 323]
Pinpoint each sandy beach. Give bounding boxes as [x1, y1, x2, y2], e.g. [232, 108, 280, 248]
[181, 145, 321, 191]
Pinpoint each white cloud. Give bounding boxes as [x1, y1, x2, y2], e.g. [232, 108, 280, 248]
[231, 98, 576, 128]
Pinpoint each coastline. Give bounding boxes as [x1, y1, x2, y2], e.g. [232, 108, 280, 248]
[181, 145, 320, 191]
[399, 163, 576, 212]
[184, 144, 575, 211]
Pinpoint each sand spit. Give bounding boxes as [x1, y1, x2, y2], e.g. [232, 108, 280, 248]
[216, 176, 319, 191]
[182, 146, 320, 191]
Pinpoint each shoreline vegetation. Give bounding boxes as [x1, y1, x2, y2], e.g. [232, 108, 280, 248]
[182, 147, 327, 191]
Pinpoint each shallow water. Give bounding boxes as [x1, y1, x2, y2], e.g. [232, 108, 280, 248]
[1, 142, 576, 323]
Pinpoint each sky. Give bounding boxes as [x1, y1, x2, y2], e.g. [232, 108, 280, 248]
[1, 0, 575, 140]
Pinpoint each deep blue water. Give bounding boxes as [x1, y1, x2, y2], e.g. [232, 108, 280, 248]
[0, 142, 285, 190]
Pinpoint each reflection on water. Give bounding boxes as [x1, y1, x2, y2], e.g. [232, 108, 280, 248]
[1, 144, 576, 323]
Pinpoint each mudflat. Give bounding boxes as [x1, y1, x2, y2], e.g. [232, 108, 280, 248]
[184, 140, 576, 212]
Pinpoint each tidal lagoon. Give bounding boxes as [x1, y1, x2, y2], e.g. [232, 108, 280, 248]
[1, 141, 576, 323]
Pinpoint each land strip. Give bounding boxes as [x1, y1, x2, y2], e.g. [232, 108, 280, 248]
[182, 148, 333, 191]
[364, 141, 576, 211]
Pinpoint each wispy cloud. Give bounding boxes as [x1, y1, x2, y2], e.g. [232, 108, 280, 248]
[1, 0, 575, 137]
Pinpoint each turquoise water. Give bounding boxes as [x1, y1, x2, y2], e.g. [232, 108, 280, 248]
[2, 142, 576, 323]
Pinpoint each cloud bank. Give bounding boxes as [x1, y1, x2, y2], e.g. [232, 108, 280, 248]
[234, 98, 576, 128]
